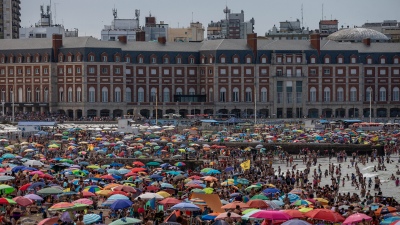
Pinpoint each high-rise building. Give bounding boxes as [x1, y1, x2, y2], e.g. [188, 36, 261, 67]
[0, 0, 21, 39]
[265, 19, 311, 40]
[319, 20, 339, 37]
[207, 6, 254, 40]
[101, 8, 141, 42]
[362, 20, 400, 42]
[143, 15, 168, 42]
[168, 22, 204, 42]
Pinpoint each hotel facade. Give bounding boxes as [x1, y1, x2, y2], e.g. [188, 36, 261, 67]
[0, 33, 399, 120]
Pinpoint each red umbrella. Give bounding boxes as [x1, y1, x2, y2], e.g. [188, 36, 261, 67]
[38, 217, 59, 225]
[81, 191, 96, 197]
[110, 191, 128, 196]
[133, 161, 145, 167]
[146, 186, 159, 191]
[247, 200, 270, 209]
[189, 175, 202, 180]
[159, 198, 182, 206]
[343, 213, 372, 224]
[282, 210, 305, 219]
[19, 183, 32, 191]
[131, 168, 146, 172]
[250, 210, 292, 221]
[100, 175, 115, 180]
[124, 171, 138, 177]
[39, 174, 54, 180]
[304, 209, 345, 223]
[221, 201, 250, 209]
[13, 196, 33, 207]
[113, 185, 137, 193]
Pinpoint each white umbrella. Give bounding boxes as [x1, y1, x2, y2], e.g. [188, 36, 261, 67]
[170, 202, 201, 211]
[24, 160, 44, 167]
[135, 192, 164, 200]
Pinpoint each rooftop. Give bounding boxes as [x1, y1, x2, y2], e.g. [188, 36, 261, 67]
[327, 28, 390, 42]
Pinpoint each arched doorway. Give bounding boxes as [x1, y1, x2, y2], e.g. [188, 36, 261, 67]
[67, 109, 74, 119]
[58, 109, 66, 115]
[259, 108, 269, 118]
[87, 109, 97, 118]
[204, 109, 213, 115]
[76, 109, 83, 119]
[390, 108, 400, 117]
[179, 109, 188, 118]
[377, 108, 387, 117]
[152, 109, 163, 118]
[113, 109, 123, 118]
[100, 109, 110, 117]
[363, 108, 374, 118]
[190, 109, 201, 115]
[322, 108, 333, 118]
[217, 109, 228, 114]
[335, 108, 345, 118]
[231, 109, 241, 118]
[308, 108, 319, 118]
[140, 109, 150, 118]
[245, 109, 254, 118]
[127, 109, 134, 115]
[166, 109, 175, 114]
[348, 108, 359, 118]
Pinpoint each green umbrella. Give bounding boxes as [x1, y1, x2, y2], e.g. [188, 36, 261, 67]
[60, 159, 74, 164]
[0, 185, 15, 194]
[146, 162, 160, 166]
[138, 155, 147, 159]
[153, 146, 161, 150]
[191, 188, 205, 193]
[62, 136, 69, 139]
[251, 194, 269, 200]
[109, 217, 142, 225]
[69, 203, 90, 211]
[245, 184, 262, 191]
[37, 187, 63, 195]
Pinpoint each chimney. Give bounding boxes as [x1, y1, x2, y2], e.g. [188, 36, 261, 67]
[158, 36, 166, 44]
[52, 34, 63, 62]
[310, 33, 321, 54]
[118, 35, 127, 44]
[247, 33, 257, 56]
[362, 38, 371, 46]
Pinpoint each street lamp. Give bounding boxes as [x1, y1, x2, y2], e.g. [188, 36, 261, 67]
[368, 87, 372, 123]
[1, 100, 4, 117]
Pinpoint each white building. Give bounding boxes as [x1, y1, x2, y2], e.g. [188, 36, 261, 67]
[101, 9, 141, 42]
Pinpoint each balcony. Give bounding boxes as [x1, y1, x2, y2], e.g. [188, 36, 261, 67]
[174, 95, 206, 103]
[273, 73, 306, 78]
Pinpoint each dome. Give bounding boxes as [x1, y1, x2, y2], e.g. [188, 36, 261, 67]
[327, 28, 389, 42]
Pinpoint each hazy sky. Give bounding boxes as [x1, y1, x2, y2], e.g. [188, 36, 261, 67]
[20, 0, 400, 38]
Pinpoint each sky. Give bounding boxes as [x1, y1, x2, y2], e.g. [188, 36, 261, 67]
[20, 0, 400, 39]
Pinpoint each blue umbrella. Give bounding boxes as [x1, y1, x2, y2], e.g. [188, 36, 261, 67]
[110, 199, 133, 210]
[2, 153, 15, 159]
[150, 174, 163, 180]
[111, 174, 122, 180]
[160, 183, 174, 189]
[225, 167, 234, 172]
[160, 163, 172, 168]
[170, 203, 201, 211]
[28, 182, 46, 190]
[118, 168, 130, 174]
[11, 166, 26, 173]
[23, 167, 38, 171]
[166, 171, 181, 176]
[380, 217, 400, 225]
[205, 169, 221, 175]
[108, 194, 129, 200]
[110, 162, 123, 167]
[201, 214, 217, 220]
[263, 188, 280, 195]
[107, 169, 120, 175]
[279, 193, 300, 203]
[101, 199, 116, 206]
[83, 214, 101, 225]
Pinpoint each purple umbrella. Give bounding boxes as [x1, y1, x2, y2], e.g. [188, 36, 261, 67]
[24, 194, 44, 201]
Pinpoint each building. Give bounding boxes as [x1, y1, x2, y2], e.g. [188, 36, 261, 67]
[0, 30, 399, 120]
[319, 20, 339, 37]
[101, 8, 141, 42]
[19, 5, 78, 39]
[207, 6, 254, 40]
[0, 0, 21, 39]
[265, 19, 311, 40]
[362, 20, 400, 42]
[143, 19, 168, 42]
[168, 22, 204, 42]
[327, 28, 389, 42]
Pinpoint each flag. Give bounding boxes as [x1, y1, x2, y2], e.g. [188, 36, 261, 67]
[146, 197, 156, 210]
[240, 160, 250, 170]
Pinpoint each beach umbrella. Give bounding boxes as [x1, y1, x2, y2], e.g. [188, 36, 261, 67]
[263, 188, 280, 195]
[215, 212, 242, 220]
[174, 162, 185, 167]
[135, 192, 164, 200]
[48, 202, 75, 211]
[380, 217, 400, 225]
[19, 183, 31, 191]
[157, 191, 171, 198]
[81, 191, 96, 197]
[108, 194, 129, 200]
[160, 183, 174, 189]
[0, 176, 15, 182]
[83, 214, 101, 225]
[222, 201, 250, 209]
[24, 160, 44, 167]
[343, 213, 372, 224]
[24, 194, 43, 201]
[304, 209, 345, 223]
[13, 196, 33, 207]
[37, 187, 63, 195]
[292, 200, 313, 206]
[86, 165, 100, 169]
[132, 161, 145, 167]
[376, 206, 397, 216]
[38, 217, 59, 225]
[112, 185, 136, 193]
[250, 210, 292, 221]
[171, 202, 201, 211]
[0, 184, 15, 194]
[247, 200, 269, 209]
[11, 166, 26, 172]
[109, 217, 142, 225]
[0, 198, 16, 205]
[29, 182, 46, 190]
[279, 193, 300, 203]
[383, 213, 400, 219]
[281, 219, 311, 225]
[159, 198, 182, 206]
[245, 185, 262, 191]
[282, 210, 305, 219]
[1, 153, 15, 159]
[84, 185, 101, 193]
[266, 200, 283, 209]
[72, 198, 93, 205]
[251, 195, 268, 200]
[298, 207, 313, 213]
[146, 162, 160, 166]
[110, 199, 133, 210]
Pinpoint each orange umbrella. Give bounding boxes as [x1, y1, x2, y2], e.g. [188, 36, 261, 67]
[203, 176, 218, 182]
[104, 183, 121, 190]
[247, 200, 269, 209]
[113, 185, 137, 193]
[109, 191, 128, 196]
[131, 168, 147, 173]
[81, 191, 96, 197]
[304, 209, 345, 223]
[159, 198, 182, 206]
[282, 209, 305, 218]
[375, 206, 397, 216]
[221, 201, 250, 209]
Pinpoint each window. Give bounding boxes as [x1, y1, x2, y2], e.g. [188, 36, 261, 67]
[68, 56, 72, 62]
[366, 69, 373, 75]
[150, 88, 157, 102]
[125, 57, 131, 63]
[233, 69, 239, 75]
[246, 68, 252, 75]
[310, 69, 316, 75]
[296, 81, 302, 104]
[379, 87, 386, 101]
[26, 88, 31, 102]
[151, 69, 157, 75]
[67, 68, 72, 74]
[151, 57, 157, 64]
[380, 58, 386, 64]
[261, 69, 267, 75]
[9, 89, 13, 102]
[76, 67, 81, 73]
[296, 69, 302, 77]
[138, 57, 143, 64]
[209, 88, 213, 102]
[176, 88, 182, 95]
[338, 57, 343, 64]
[68, 87, 73, 102]
[209, 58, 213, 64]
[393, 87, 399, 101]
[367, 58, 372, 64]
[277, 56, 282, 63]
[176, 57, 181, 64]
[350, 69, 356, 75]
[35, 56, 39, 62]
[189, 88, 195, 95]
[286, 69, 292, 77]
[17, 69, 22, 74]
[59, 55, 63, 62]
[245, 87, 252, 102]
[59, 87, 64, 102]
[1, 89, 5, 102]
[27, 57, 31, 63]
[115, 87, 121, 102]
[163, 69, 169, 75]
[232, 87, 239, 102]
[220, 57, 226, 63]
[201, 88, 206, 95]
[220, 69, 226, 75]
[323, 87, 330, 102]
[219, 87, 226, 102]
[76, 55, 81, 62]
[115, 56, 120, 62]
[76, 87, 81, 102]
[380, 69, 386, 75]
[310, 57, 316, 64]
[0, 69, 4, 75]
[286, 81, 292, 103]
[324, 57, 330, 64]
[58, 68, 63, 74]
[350, 87, 357, 102]
[246, 57, 251, 64]
[89, 87, 95, 102]
[138, 69, 144, 75]
[261, 57, 267, 64]
[366, 88, 372, 101]
[163, 88, 170, 102]
[101, 87, 108, 102]
[286, 57, 292, 63]
[102, 56, 107, 62]
[125, 87, 132, 102]
[44, 88, 48, 102]
[189, 69, 195, 75]
[44, 56, 48, 62]
[260, 87, 267, 102]
[337, 87, 344, 102]
[164, 57, 169, 64]
[190, 58, 194, 64]
[115, 68, 121, 74]
[176, 69, 182, 75]
[394, 69, 399, 75]
[394, 58, 399, 64]
[351, 57, 356, 64]
[233, 57, 239, 64]
[296, 57, 301, 63]
[89, 67, 95, 74]
[324, 69, 330, 75]
[138, 87, 144, 102]
[201, 58, 205, 64]
[102, 67, 108, 74]
[9, 69, 13, 75]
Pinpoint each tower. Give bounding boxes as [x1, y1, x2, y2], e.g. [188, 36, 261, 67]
[0, 0, 21, 39]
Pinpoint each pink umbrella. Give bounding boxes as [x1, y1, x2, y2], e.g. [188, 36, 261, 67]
[38, 217, 59, 225]
[215, 212, 242, 220]
[30, 171, 44, 175]
[343, 213, 372, 224]
[12, 196, 33, 207]
[72, 198, 93, 205]
[250, 210, 292, 221]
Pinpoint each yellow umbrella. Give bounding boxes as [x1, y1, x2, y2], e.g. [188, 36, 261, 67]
[104, 183, 121, 190]
[314, 198, 329, 205]
[123, 183, 136, 187]
[95, 190, 112, 196]
[86, 165, 100, 169]
[157, 191, 171, 198]
[299, 207, 313, 213]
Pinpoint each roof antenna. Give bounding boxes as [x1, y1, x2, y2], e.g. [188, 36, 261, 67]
[301, 4, 303, 27]
[322, 4, 324, 21]
[191, 12, 193, 23]
[112, 7, 117, 19]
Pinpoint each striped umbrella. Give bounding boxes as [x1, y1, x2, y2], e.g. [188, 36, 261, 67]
[0, 198, 16, 205]
[83, 214, 101, 225]
[48, 202, 75, 211]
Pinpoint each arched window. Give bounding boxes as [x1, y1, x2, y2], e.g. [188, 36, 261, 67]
[101, 87, 108, 103]
[260, 87, 267, 102]
[219, 87, 226, 102]
[125, 87, 132, 102]
[189, 88, 195, 95]
[89, 87, 95, 102]
[35, 88, 40, 102]
[115, 87, 121, 102]
[68, 87, 73, 102]
[232, 87, 239, 102]
[350, 87, 357, 102]
[201, 88, 206, 95]
[58, 87, 63, 102]
[324, 87, 330, 102]
[150, 88, 157, 102]
[76, 87, 81, 102]
[337, 87, 344, 102]
[245, 87, 252, 102]
[393, 87, 399, 101]
[9, 88, 13, 102]
[163, 87, 170, 102]
[310, 87, 316, 102]
[44, 87, 48, 102]
[176, 88, 182, 95]
[379, 87, 386, 101]
[1, 89, 5, 102]
[26, 88, 31, 102]
[366, 87, 372, 101]
[209, 88, 213, 102]
[138, 87, 144, 102]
